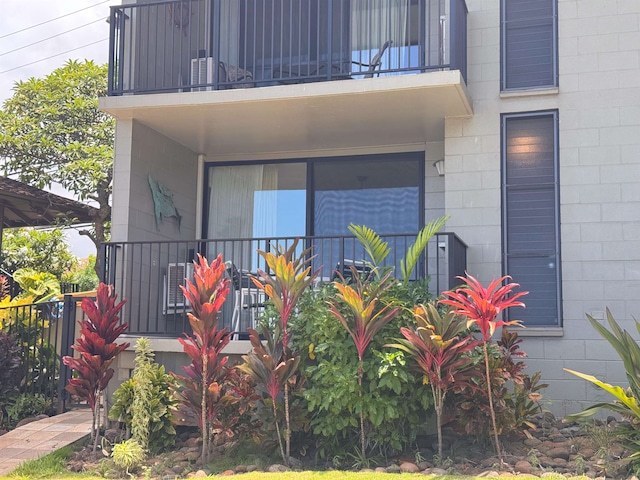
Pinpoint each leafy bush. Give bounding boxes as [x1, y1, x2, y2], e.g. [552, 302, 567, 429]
[109, 338, 177, 454]
[6, 393, 51, 426]
[449, 329, 545, 440]
[289, 282, 432, 459]
[0, 332, 21, 412]
[387, 302, 480, 461]
[112, 438, 145, 473]
[565, 308, 640, 471]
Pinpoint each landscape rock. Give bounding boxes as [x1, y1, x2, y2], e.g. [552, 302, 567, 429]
[267, 464, 290, 473]
[400, 461, 420, 473]
[514, 460, 534, 474]
[386, 464, 401, 473]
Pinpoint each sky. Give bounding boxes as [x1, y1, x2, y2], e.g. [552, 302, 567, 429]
[0, 0, 122, 258]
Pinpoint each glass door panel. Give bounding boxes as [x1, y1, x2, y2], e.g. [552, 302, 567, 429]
[312, 156, 421, 279]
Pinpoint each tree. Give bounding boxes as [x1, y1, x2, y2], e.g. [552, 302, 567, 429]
[1, 227, 76, 281]
[0, 60, 114, 276]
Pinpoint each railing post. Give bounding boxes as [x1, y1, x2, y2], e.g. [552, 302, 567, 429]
[57, 294, 77, 414]
[212, 0, 221, 90]
[449, 0, 468, 83]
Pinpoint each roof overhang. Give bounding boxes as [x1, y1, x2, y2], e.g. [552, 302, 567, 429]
[0, 177, 97, 229]
[100, 70, 473, 159]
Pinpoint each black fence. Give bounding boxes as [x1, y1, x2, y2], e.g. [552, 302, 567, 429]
[0, 295, 86, 414]
[108, 0, 467, 95]
[102, 232, 467, 337]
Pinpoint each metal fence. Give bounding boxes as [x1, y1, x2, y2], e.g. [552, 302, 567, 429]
[0, 295, 86, 414]
[108, 0, 468, 95]
[102, 232, 467, 336]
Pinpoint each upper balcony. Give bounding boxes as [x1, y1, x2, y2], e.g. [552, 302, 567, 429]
[103, 0, 471, 156]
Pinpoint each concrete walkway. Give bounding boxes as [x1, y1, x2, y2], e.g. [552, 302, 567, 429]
[0, 409, 93, 476]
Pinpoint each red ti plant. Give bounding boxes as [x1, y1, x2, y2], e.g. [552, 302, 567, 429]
[63, 283, 129, 452]
[440, 273, 527, 465]
[243, 239, 319, 464]
[386, 303, 480, 462]
[329, 270, 401, 460]
[172, 254, 233, 465]
[238, 325, 299, 463]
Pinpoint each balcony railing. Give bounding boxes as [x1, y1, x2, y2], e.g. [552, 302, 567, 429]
[101, 233, 467, 337]
[108, 0, 467, 95]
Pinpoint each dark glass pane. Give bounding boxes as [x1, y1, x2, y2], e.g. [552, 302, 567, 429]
[313, 154, 421, 279]
[505, 115, 555, 185]
[503, 113, 559, 326]
[503, 0, 555, 89]
[507, 255, 559, 326]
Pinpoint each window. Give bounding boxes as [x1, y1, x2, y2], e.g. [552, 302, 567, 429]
[204, 153, 423, 276]
[502, 111, 561, 326]
[501, 0, 557, 90]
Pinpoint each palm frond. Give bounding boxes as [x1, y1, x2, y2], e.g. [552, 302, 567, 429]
[400, 216, 448, 284]
[348, 224, 390, 273]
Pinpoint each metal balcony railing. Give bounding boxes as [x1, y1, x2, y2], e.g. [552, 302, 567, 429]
[101, 233, 467, 337]
[107, 0, 467, 95]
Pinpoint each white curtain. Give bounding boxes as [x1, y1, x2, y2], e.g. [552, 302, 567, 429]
[218, 0, 240, 65]
[351, 0, 409, 70]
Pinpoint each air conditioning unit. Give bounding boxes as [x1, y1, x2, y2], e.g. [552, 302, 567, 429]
[190, 57, 214, 91]
[163, 262, 194, 314]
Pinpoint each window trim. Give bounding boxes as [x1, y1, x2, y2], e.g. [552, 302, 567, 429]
[501, 110, 562, 327]
[500, 0, 559, 91]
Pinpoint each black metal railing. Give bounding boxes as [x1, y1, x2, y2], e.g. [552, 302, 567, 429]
[101, 232, 467, 337]
[108, 0, 467, 95]
[0, 296, 81, 414]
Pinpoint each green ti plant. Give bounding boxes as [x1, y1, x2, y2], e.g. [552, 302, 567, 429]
[565, 308, 640, 466]
[172, 254, 234, 465]
[440, 273, 527, 465]
[63, 283, 129, 452]
[239, 239, 319, 465]
[347, 215, 447, 283]
[386, 302, 480, 461]
[109, 337, 177, 454]
[328, 269, 401, 461]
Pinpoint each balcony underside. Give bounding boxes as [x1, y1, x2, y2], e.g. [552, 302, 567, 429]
[100, 70, 471, 157]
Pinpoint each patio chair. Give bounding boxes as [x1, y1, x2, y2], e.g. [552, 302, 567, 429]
[225, 261, 263, 339]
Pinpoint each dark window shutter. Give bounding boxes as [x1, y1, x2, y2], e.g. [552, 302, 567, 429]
[502, 0, 557, 90]
[503, 113, 560, 326]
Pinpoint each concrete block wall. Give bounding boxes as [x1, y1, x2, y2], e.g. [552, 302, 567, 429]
[445, 0, 640, 416]
[111, 119, 199, 243]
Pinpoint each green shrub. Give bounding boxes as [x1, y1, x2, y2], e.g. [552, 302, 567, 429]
[6, 393, 51, 426]
[289, 282, 432, 459]
[449, 329, 546, 440]
[112, 438, 145, 473]
[109, 339, 177, 454]
[565, 308, 640, 473]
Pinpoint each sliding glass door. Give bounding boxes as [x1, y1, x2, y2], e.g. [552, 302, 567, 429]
[204, 153, 423, 276]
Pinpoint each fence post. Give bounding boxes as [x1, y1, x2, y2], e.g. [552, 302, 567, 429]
[57, 294, 77, 414]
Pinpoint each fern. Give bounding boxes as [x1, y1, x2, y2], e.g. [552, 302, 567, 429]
[400, 216, 448, 284]
[347, 224, 390, 277]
